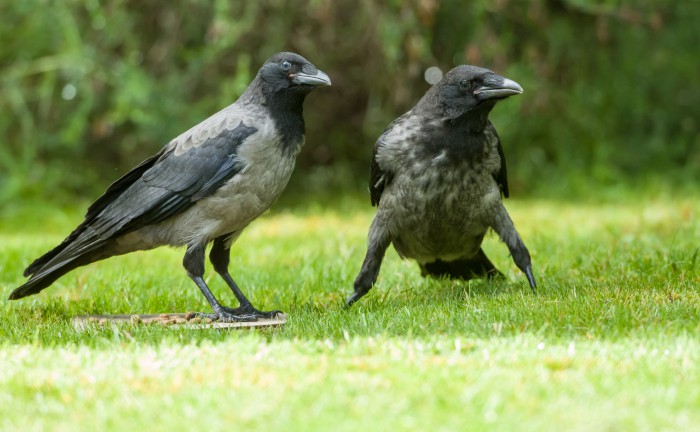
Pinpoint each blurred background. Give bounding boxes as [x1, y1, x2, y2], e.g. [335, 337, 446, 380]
[1, 0, 698, 208]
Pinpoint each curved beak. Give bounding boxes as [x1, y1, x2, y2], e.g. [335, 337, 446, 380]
[475, 77, 523, 100]
[292, 69, 331, 87]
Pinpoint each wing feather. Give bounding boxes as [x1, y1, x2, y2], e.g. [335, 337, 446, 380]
[486, 122, 509, 198]
[368, 114, 413, 206]
[24, 118, 258, 277]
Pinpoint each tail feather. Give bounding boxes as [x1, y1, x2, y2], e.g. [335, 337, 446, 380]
[420, 248, 502, 281]
[12, 235, 109, 300]
[24, 233, 81, 277]
[17, 151, 164, 295]
[10, 253, 94, 299]
[24, 152, 163, 277]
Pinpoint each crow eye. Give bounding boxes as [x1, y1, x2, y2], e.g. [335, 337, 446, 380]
[459, 79, 470, 90]
[281, 61, 292, 72]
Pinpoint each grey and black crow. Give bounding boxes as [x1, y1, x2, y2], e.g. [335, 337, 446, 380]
[10, 52, 331, 322]
[348, 65, 536, 305]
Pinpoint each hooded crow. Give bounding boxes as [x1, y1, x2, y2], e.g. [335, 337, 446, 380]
[348, 65, 536, 305]
[10, 52, 331, 322]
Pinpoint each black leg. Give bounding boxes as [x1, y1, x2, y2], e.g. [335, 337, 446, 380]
[348, 218, 391, 306]
[507, 236, 537, 293]
[209, 236, 281, 319]
[490, 205, 537, 293]
[183, 244, 256, 322]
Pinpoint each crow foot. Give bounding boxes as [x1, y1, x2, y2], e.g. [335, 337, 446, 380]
[346, 290, 367, 307]
[524, 266, 537, 293]
[221, 304, 282, 320]
[198, 305, 283, 323]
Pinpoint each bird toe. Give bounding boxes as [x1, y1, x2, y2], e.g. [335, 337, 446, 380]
[220, 305, 283, 321]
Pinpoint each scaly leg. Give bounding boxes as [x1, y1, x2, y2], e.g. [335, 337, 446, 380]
[209, 235, 281, 319]
[490, 204, 537, 292]
[183, 243, 257, 322]
[347, 217, 391, 305]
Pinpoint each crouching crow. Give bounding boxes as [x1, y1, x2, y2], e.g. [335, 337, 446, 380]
[10, 52, 331, 322]
[348, 65, 536, 305]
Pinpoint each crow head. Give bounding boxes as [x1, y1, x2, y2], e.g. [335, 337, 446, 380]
[259, 52, 331, 95]
[434, 65, 522, 119]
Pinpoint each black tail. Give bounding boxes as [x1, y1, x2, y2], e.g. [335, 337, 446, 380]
[420, 248, 503, 281]
[10, 255, 88, 299]
[23, 230, 85, 278]
[12, 150, 165, 300]
[10, 236, 110, 300]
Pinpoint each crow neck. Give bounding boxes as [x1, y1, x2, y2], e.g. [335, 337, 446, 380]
[242, 77, 307, 156]
[449, 103, 494, 133]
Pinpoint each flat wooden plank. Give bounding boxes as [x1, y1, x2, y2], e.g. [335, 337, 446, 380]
[71, 312, 286, 331]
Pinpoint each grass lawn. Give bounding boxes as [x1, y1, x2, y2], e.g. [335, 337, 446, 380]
[1, 190, 699, 431]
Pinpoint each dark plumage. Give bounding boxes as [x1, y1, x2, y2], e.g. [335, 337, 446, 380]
[348, 65, 536, 305]
[10, 52, 331, 322]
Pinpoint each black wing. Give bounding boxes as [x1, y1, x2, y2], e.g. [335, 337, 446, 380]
[487, 122, 509, 198]
[369, 143, 389, 206]
[369, 113, 412, 206]
[24, 120, 257, 277]
[23, 150, 165, 276]
[95, 121, 257, 237]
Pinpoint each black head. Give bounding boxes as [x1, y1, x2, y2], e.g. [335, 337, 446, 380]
[258, 52, 331, 95]
[432, 65, 523, 118]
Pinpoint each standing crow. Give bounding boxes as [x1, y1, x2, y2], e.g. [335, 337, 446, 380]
[10, 52, 331, 322]
[348, 65, 536, 305]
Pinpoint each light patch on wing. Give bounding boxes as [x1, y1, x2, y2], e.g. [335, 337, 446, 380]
[432, 149, 447, 165]
[481, 188, 502, 208]
[382, 115, 442, 147]
[373, 174, 385, 191]
[383, 121, 420, 145]
[375, 115, 443, 173]
[170, 104, 262, 156]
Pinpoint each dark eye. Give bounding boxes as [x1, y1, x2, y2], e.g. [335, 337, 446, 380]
[459, 79, 470, 90]
[281, 61, 292, 72]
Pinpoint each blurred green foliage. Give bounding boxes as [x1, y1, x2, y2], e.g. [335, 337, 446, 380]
[0, 0, 698, 204]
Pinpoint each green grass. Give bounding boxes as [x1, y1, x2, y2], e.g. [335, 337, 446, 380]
[1, 191, 699, 431]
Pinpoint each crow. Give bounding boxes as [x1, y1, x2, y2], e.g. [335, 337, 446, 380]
[10, 52, 331, 322]
[348, 65, 536, 305]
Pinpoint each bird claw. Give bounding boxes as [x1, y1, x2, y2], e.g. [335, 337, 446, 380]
[195, 312, 258, 323]
[345, 291, 365, 307]
[197, 305, 283, 322]
[525, 266, 537, 293]
[222, 305, 282, 320]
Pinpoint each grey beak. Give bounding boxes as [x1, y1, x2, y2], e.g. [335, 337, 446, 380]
[475, 77, 523, 99]
[292, 69, 332, 87]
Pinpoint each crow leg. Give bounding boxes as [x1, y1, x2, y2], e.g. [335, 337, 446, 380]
[490, 204, 537, 292]
[348, 217, 391, 305]
[183, 244, 256, 322]
[209, 236, 281, 319]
